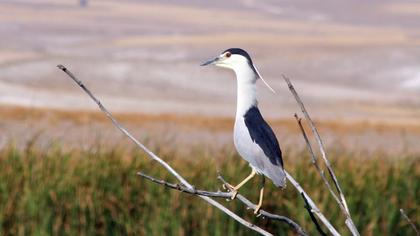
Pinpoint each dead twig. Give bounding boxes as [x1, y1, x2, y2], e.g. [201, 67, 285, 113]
[300, 193, 327, 236]
[218, 173, 340, 236]
[138, 171, 231, 198]
[57, 64, 272, 236]
[57, 64, 306, 236]
[284, 75, 359, 235]
[295, 114, 355, 228]
[400, 209, 419, 236]
[285, 171, 340, 236]
[139, 172, 308, 236]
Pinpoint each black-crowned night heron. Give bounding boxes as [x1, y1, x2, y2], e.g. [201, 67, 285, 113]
[201, 48, 286, 214]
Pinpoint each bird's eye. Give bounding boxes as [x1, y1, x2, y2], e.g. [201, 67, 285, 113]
[226, 52, 231, 58]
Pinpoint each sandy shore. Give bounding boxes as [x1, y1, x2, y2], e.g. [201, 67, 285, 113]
[2, 105, 420, 155]
[0, 0, 419, 118]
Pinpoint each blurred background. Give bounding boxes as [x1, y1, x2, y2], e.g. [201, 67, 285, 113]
[0, 1, 419, 235]
[1, 0, 420, 153]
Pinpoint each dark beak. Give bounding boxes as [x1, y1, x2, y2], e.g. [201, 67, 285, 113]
[200, 57, 219, 66]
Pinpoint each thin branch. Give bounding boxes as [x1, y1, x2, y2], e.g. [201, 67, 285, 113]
[218, 174, 341, 236]
[138, 172, 231, 198]
[285, 171, 340, 236]
[216, 175, 308, 236]
[284, 75, 359, 236]
[294, 114, 353, 219]
[300, 193, 327, 236]
[400, 209, 419, 235]
[57, 64, 272, 236]
[139, 172, 308, 236]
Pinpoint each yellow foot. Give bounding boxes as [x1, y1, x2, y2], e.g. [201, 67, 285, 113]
[254, 205, 262, 214]
[230, 190, 238, 199]
[223, 183, 239, 199]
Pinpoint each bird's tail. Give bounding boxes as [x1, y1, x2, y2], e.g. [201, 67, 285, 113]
[266, 165, 287, 188]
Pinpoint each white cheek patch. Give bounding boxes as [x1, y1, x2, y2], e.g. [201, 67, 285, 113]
[230, 54, 246, 62]
[222, 54, 248, 66]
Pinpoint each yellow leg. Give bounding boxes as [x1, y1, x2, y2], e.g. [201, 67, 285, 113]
[254, 177, 265, 214]
[233, 169, 256, 190]
[225, 169, 256, 199]
[254, 186, 264, 214]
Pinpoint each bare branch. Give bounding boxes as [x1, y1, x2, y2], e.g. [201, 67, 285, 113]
[138, 172, 231, 198]
[57, 64, 273, 236]
[300, 192, 327, 236]
[285, 171, 341, 236]
[218, 173, 342, 236]
[294, 114, 354, 220]
[284, 75, 360, 235]
[217, 175, 308, 235]
[139, 172, 308, 236]
[400, 209, 419, 235]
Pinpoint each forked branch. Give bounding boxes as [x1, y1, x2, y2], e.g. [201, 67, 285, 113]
[284, 75, 359, 235]
[57, 64, 357, 235]
[139, 172, 308, 236]
[57, 65, 306, 236]
[295, 114, 356, 228]
[57, 65, 272, 236]
[285, 171, 340, 236]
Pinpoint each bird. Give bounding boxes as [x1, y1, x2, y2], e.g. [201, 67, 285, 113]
[201, 48, 286, 214]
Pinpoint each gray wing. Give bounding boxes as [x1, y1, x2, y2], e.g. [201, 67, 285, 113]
[244, 106, 286, 187]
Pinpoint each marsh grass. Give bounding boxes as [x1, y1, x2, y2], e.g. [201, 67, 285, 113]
[0, 143, 418, 235]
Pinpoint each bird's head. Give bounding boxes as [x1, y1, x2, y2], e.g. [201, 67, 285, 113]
[201, 48, 254, 71]
[201, 48, 275, 93]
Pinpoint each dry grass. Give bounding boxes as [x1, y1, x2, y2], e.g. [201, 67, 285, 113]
[0, 143, 418, 235]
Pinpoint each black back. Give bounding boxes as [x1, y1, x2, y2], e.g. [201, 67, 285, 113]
[243, 106, 283, 167]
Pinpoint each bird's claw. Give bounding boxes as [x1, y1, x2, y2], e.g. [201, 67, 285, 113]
[223, 183, 234, 190]
[230, 190, 238, 200]
[254, 205, 262, 215]
[222, 183, 238, 199]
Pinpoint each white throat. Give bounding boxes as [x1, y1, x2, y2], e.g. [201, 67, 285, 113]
[234, 65, 258, 118]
